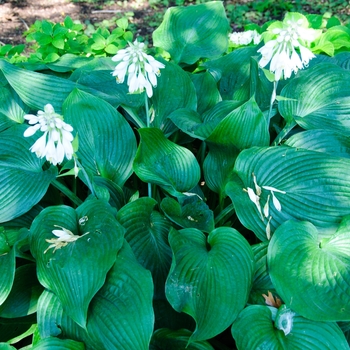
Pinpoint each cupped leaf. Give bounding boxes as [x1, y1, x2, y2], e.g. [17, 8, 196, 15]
[0, 124, 57, 223]
[86, 241, 154, 350]
[0, 247, 15, 306]
[279, 63, 350, 135]
[150, 328, 214, 350]
[133, 128, 201, 197]
[166, 227, 254, 343]
[151, 60, 197, 134]
[63, 88, 137, 186]
[161, 196, 214, 233]
[268, 218, 350, 322]
[30, 198, 124, 328]
[226, 146, 350, 241]
[117, 197, 172, 299]
[231, 304, 349, 350]
[0, 264, 43, 317]
[153, 1, 229, 64]
[285, 129, 350, 159]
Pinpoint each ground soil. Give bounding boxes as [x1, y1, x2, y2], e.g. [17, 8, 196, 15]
[0, 0, 157, 45]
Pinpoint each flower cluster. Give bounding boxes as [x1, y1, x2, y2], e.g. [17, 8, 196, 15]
[111, 40, 165, 98]
[258, 13, 321, 81]
[23, 104, 74, 166]
[229, 30, 261, 46]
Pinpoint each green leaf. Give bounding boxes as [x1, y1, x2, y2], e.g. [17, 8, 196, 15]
[116, 17, 128, 30]
[161, 196, 214, 233]
[117, 197, 172, 299]
[63, 89, 137, 186]
[151, 59, 197, 134]
[0, 124, 57, 223]
[231, 304, 349, 350]
[32, 337, 85, 350]
[226, 146, 350, 241]
[153, 2, 229, 64]
[133, 128, 201, 197]
[150, 328, 214, 350]
[0, 264, 43, 317]
[30, 198, 124, 328]
[52, 36, 65, 50]
[285, 129, 350, 159]
[0, 247, 15, 306]
[279, 63, 350, 135]
[203, 97, 269, 195]
[268, 218, 350, 322]
[166, 227, 254, 343]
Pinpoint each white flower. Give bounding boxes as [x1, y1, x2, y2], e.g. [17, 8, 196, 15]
[111, 40, 165, 98]
[23, 104, 74, 166]
[258, 13, 320, 80]
[262, 186, 286, 212]
[229, 30, 261, 46]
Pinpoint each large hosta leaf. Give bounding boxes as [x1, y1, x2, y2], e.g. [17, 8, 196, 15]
[153, 2, 229, 64]
[279, 63, 350, 135]
[0, 124, 57, 223]
[30, 198, 124, 328]
[63, 89, 137, 186]
[268, 218, 350, 322]
[226, 146, 350, 241]
[133, 128, 201, 197]
[0, 247, 15, 306]
[32, 337, 85, 350]
[231, 305, 349, 350]
[117, 197, 172, 299]
[38, 241, 154, 350]
[166, 227, 254, 343]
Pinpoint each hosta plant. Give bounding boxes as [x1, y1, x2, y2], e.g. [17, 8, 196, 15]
[0, 1, 350, 349]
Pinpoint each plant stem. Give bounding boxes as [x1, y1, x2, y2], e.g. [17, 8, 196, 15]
[52, 179, 83, 207]
[268, 80, 278, 122]
[145, 93, 152, 198]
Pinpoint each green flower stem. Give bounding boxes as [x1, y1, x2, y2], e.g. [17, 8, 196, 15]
[122, 105, 147, 128]
[52, 179, 83, 207]
[145, 93, 152, 198]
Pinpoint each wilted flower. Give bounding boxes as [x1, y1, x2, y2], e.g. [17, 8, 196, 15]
[229, 30, 261, 46]
[23, 104, 74, 166]
[258, 13, 321, 80]
[111, 40, 165, 98]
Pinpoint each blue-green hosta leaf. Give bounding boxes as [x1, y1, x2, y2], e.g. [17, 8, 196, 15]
[226, 146, 350, 241]
[203, 97, 269, 195]
[231, 305, 349, 350]
[0, 247, 15, 306]
[63, 89, 137, 187]
[279, 63, 350, 135]
[150, 329, 214, 350]
[268, 218, 350, 322]
[203, 46, 258, 100]
[30, 198, 124, 328]
[133, 128, 201, 197]
[151, 60, 197, 135]
[335, 52, 350, 70]
[166, 227, 254, 343]
[189, 72, 221, 115]
[38, 241, 154, 350]
[31, 337, 85, 350]
[248, 242, 278, 305]
[285, 129, 350, 159]
[153, 2, 229, 64]
[117, 197, 172, 299]
[0, 264, 43, 317]
[0, 124, 57, 223]
[161, 196, 214, 233]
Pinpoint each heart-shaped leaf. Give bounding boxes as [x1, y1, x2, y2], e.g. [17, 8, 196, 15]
[226, 146, 350, 241]
[268, 217, 350, 321]
[0, 124, 57, 223]
[117, 197, 172, 299]
[30, 198, 124, 328]
[133, 128, 201, 197]
[166, 227, 254, 343]
[63, 89, 137, 186]
[153, 2, 229, 64]
[279, 63, 350, 135]
[231, 304, 349, 349]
